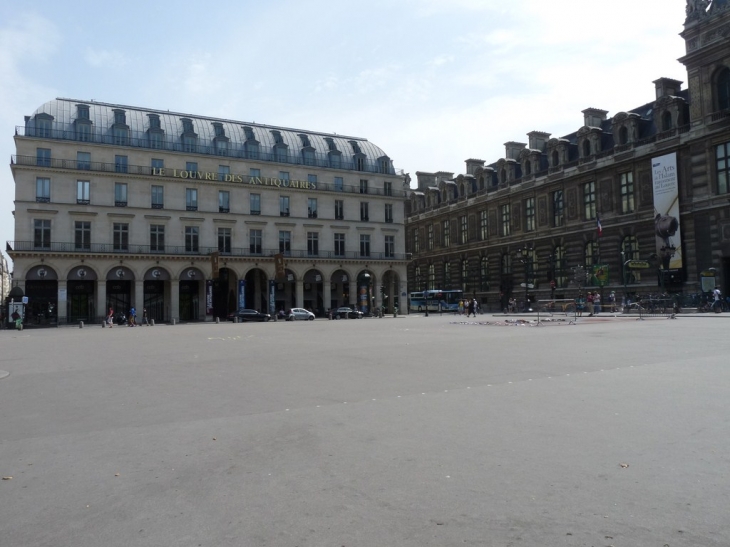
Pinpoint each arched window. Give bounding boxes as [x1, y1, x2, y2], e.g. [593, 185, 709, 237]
[718, 67, 730, 111]
[661, 111, 673, 131]
[583, 139, 591, 157]
[480, 256, 489, 290]
[619, 126, 629, 145]
[428, 264, 436, 290]
[552, 150, 560, 167]
[524, 160, 532, 176]
[479, 176, 485, 191]
[554, 246, 567, 288]
[461, 259, 469, 290]
[500, 168, 507, 184]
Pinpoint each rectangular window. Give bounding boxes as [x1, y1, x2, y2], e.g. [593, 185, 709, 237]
[77, 180, 90, 204]
[186, 162, 198, 176]
[385, 235, 395, 258]
[334, 177, 343, 192]
[360, 179, 369, 194]
[113, 127, 129, 146]
[250, 229, 262, 255]
[385, 203, 393, 223]
[308, 174, 317, 184]
[76, 123, 91, 142]
[718, 143, 730, 195]
[279, 231, 291, 255]
[460, 215, 468, 244]
[501, 204, 511, 236]
[113, 223, 129, 251]
[150, 224, 165, 252]
[218, 165, 230, 181]
[279, 171, 290, 181]
[279, 196, 290, 216]
[183, 136, 196, 153]
[151, 158, 164, 170]
[384, 181, 393, 196]
[74, 221, 91, 250]
[427, 225, 434, 250]
[185, 226, 199, 253]
[249, 168, 261, 178]
[307, 232, 319, 256]
[480, 210, 488, 240]
[37, 119, 51, 138]
[149, 132, 163, 149]
[186, 188, 198, 211]
[583, 181, 596, 220]
[77, 152, 91, 170]
[525, 198, 535, 232]
[360, 234, 371, 257]
[414, 229, 420, 253]
[114, 155, 128, 174]
[334, 233, 345, 257]
[308, 198, 318, 218]
[250, 193, 261, 215]
[620, 172, 635, 213]
[552, 190, 564, 227]
[218, 227, 231, 254]
[443, 220, 450, 247]
[36, 177, 50, 202]
[33, 219, 51, 249]
[360, 202, 369, 221]
[151, 185, 164, 209]
[335, 199, 344, 220]
[36, 148, 51, 167]
[219, 190, 230, 213]
[115, 182, 128, 207]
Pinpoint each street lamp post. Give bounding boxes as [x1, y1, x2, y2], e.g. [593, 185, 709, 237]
[517, 246, 533, 312]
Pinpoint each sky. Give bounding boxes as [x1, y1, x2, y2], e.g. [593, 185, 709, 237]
[0, 0, 689, 270]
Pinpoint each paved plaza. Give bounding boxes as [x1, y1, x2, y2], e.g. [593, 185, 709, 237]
[1, 315, 729, 547]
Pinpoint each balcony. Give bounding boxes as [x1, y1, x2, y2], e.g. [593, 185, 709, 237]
[6, 240, 410, 261]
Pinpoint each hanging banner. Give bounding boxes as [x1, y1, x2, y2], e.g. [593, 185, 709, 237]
[238, 279, 246, 310]
[205, 280, 213, 315]
[651, 153, 683, 270]
[268, 280, 276, 315]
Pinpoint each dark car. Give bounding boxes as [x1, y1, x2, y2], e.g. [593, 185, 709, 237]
[332, 307, 363, 319]
[227, 309, 271, 322]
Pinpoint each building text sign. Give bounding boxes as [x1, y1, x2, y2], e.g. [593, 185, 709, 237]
[152, 168, 318, 190]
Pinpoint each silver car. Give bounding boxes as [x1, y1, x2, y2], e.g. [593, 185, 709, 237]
[287, 308, 315, 321]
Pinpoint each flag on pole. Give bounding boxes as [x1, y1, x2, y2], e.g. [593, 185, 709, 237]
[596, 216, 603, 237]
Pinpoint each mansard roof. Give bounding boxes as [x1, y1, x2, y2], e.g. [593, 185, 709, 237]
[28, 98, 392, 163]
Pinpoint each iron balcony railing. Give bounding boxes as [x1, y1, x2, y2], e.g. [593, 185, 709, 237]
[6, 241, 409, 261]
[11, 155, 409, 198]
[15, 126, 404, 176]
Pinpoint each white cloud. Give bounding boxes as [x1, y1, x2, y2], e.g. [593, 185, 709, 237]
[83, 48, 129, 68]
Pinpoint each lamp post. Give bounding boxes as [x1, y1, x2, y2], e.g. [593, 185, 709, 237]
[517, 246, 533, 312]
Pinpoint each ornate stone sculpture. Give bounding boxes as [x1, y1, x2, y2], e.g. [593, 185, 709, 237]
[686, 0, 711, 20]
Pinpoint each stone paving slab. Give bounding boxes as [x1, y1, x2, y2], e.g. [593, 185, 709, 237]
[1, 316, 729, 546]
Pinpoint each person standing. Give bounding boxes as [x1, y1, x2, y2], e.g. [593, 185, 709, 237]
[142, 307, 149, 326]
[575, 293, 585, 317]
[107, 307, 114, 328]
[594, 292, 601, 315]
[713, 286, 722, 312]
[586, 292, 594, 316]
[129, 306, 136, 327]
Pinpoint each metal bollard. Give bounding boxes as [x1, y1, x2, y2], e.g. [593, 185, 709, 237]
[172, 318, 176, 325]
[151, 319, 155, 326]
[102, 321, 106, 328]
[235, 316, 239, 324]
[216, 317, 220, 324]
[79, 321, 84, 328]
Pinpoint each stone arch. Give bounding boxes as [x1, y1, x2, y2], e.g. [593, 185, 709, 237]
[243, 267, 270, 313]
[303, 268, 325, 316]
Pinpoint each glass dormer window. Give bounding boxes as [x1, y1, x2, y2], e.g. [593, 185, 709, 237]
[113, 109, 126, 125]
[148, 114, 161, 129]
[213, 123, 225, 137]
[77, 105, 89, 119]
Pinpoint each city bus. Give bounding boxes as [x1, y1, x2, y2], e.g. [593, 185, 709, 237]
[408, 289, 464, 313]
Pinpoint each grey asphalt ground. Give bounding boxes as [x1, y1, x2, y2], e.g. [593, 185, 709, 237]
[1, 314, 729, 547]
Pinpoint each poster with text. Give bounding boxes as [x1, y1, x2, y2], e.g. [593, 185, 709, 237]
[651, 152, 683, 270]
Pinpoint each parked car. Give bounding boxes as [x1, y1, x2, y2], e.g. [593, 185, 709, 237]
[287, 308, 315, 321]
[227, 309, 271, 322]
[332, 307, 363, 319]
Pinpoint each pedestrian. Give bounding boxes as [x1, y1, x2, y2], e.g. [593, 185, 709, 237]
[129, 306, 136, 326]
[586, 292, 594, 316]
[472, 298, 478, 317]
[142, 307, 149, 325]
[594, 292, 601, 315]
[713, 286, 722, 312]
[458, 300, 464, 315]
[467, 299, 474, 317]
[107, 307, 114, 328]
[575, 293, 585, 317]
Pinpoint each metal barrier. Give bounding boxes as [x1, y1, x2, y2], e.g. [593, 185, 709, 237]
[536, 299, 578, 325]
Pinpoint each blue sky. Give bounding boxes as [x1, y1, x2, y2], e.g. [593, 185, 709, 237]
[0, 0, 688, 268]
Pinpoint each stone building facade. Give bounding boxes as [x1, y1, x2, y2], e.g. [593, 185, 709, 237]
[405, 1, 730, 311]
[8, 100, 409, 324]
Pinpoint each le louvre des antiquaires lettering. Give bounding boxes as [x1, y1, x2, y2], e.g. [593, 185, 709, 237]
[151, 168, 318, 190]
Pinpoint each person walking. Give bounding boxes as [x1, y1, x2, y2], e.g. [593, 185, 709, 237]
[107, 307, 114, 328]
[594, 292, 601, 315]
[713, 286, 722, 312]
[142, 307, 149, 325]
[129, 306, 136, 327]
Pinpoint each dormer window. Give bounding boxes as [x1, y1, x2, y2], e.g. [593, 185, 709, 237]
[582, 140, 591, 157]
[77, 105, 89, 120]
[181, 118, 194, 133]
[298, 134, 311, 147]
[661, 111, 673, 131]
[148, 114, 161, 129]
[552, 150, 560, 167]
[271, 130, 283, 144]
[243, 126, 255, 140]
[113, 109, 126, 125]
[74, 106, 91, 142]
[378, 156, 391, 174]
[35, 114, 53, 138]
[325, 137, 338, 151]
[524, 160, 532, 176]
[619, 127, 629, 145]
[213, 123, 225, 137]
[349, 141, 362, 155]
